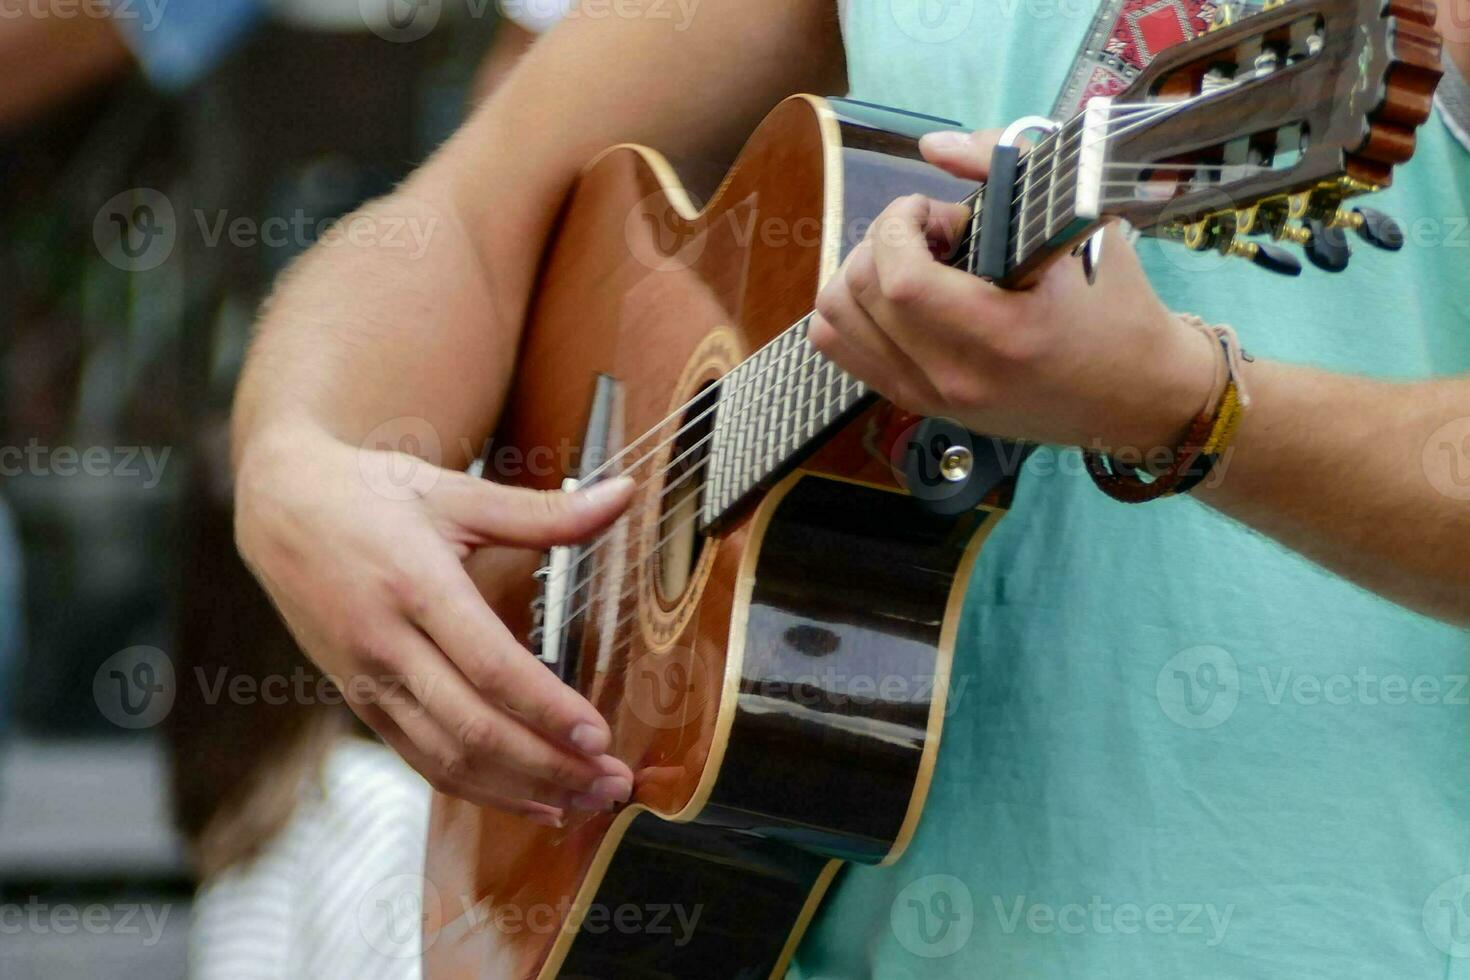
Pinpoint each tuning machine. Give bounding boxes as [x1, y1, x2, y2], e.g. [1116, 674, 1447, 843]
[1275, 220, 1351, 272]
[1225, 239, 1302, 275]
[1177, 212, 1300, 276]
[1331, 206, 1405, 251]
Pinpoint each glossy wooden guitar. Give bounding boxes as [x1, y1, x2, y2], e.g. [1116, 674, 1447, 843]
[423, 1, 1442, 975]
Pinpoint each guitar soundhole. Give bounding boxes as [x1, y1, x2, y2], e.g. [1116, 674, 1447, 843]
[655, 383, 715, 606]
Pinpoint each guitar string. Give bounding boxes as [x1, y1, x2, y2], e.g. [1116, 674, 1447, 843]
[534, 171, 1195, 621]
[1007, 86, 1244, 254]
[542, 103, 1183, 500]
[535, 166, 1186, 624]
[528, 96, 1230, 622]
[540, 378, 871, 650]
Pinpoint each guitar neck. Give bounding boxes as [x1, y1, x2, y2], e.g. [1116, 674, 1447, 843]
[698, 114, 1095, 530]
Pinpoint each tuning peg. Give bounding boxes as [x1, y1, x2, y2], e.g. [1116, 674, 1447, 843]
[1226, 239, 1302, 276]
[1334, 206, 1405, 251]
[1277, 220, 1351, 272]
[1304, 219, 1352, 272]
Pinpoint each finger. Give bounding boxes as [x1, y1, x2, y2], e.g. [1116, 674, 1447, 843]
[917, 129, 1004, 181]
[860, 198, 993, 372]
[813, 250, 940, 410]
[359, 702, 567, 827]
[386, 611, 634, 792]
[866, 194, 970, 263]
[366, 660, 630, 813]
[429, 473, 634, 551]
[809, 306, 899, 397]
[408, 554, 631, 767]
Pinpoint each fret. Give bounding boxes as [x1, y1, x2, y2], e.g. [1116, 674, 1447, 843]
[733, 361, 752, 501]
[1013, 154, 1032, 268]
[804, 327, 823, 441]
[965, 186, 985, 277]
[822, 359, 838, 426]
[1016, 133, 1057, 265]
[764, 342, 781, 472]
[1037, 131, 1061, 244]
[777, 330, 796, 459]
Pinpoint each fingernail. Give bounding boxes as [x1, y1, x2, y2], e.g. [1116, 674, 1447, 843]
[528, 810, 564, 828]
[920, 130, 972, 153]
[570, 793, 614, 812]
[570, 723, 608, 755]
[590, 775, 632, 803]
[578, 477, 633, 509]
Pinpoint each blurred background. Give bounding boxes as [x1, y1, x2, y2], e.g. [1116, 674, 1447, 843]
[0, 1, 539, 975]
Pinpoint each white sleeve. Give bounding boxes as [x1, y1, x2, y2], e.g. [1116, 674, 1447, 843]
[188, 739, 432, 980]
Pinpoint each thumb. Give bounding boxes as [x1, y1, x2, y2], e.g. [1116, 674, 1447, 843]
[431, 474, 635, 549]
[918, 128, 1004, 181]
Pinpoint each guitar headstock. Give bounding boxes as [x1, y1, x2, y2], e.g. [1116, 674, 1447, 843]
[1074, 0, 1444, 272]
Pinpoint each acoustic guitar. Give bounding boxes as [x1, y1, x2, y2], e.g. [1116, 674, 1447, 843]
[423, 0, 1443, 975]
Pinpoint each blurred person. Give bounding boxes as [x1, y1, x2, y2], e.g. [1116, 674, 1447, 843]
[169, 427, 431, 979]
[228, 1, 1470, 977]
[0, 0, 133, 129]
[0, 0, 272, 130]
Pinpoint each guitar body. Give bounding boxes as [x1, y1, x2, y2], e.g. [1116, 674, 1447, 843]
[422, 94, 1008, 979]
[418, 5, 1445, 973]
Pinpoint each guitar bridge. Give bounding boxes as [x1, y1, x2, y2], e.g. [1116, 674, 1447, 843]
[526, 373, 622, 685]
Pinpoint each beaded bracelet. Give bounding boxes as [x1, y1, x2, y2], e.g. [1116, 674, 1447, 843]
[1083, 315, 1251, 503]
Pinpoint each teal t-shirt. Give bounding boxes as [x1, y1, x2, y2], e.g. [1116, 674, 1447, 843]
[791, 3, 1470, 977]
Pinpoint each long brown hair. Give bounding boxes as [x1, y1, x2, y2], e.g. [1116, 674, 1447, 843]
[167, 424, 353, 879]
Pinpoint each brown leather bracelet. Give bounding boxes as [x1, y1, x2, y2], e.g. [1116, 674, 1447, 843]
[1084, 316, 1249, 504]
[1082, 406, 1218, 503]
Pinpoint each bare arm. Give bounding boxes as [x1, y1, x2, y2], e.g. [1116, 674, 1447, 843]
[1197, 369, 1470, 626]
[812, 132, 1470, 631]
[231, 1, 846, 822]
[234, 2, 845, 459]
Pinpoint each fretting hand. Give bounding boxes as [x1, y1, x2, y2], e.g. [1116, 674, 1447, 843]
[808, 128, 1216, 456]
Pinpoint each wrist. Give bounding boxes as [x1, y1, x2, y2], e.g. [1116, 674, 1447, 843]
[233, 417, 337, 492]
[1107, 311, 1219, 459]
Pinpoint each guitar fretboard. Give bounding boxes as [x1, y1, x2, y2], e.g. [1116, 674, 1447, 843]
[699, 115, 1093, 529]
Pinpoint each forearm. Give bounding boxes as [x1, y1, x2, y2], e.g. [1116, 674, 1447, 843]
[231, 175, 512, 470]
[1196, 362, 1470, 625]
[233, 0, 845, 472]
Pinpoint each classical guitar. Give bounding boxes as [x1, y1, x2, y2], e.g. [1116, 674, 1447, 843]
[424, 0, 1443, 975]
